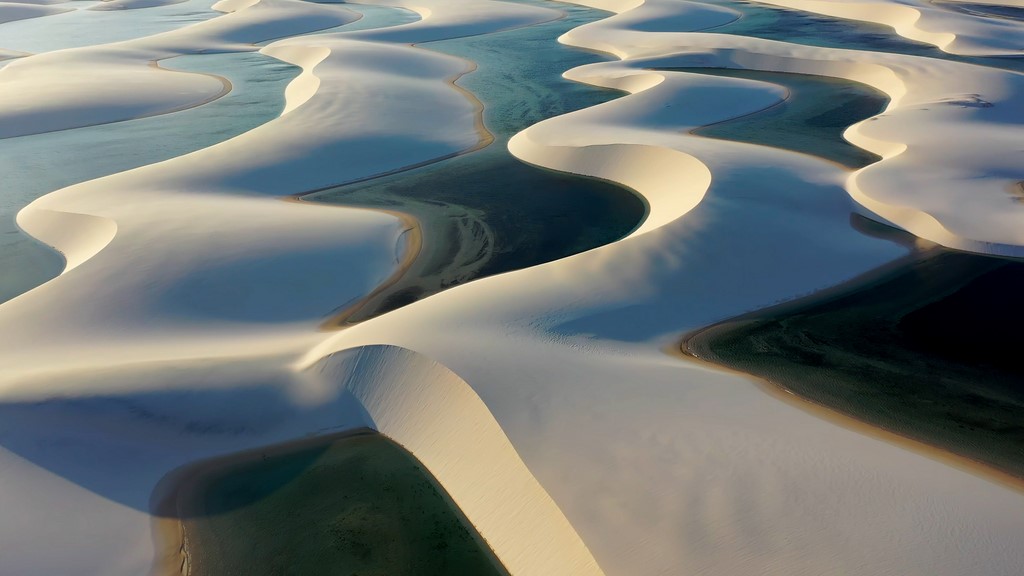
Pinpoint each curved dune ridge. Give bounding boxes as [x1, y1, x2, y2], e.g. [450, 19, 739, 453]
[0, 2, 71, 25]
[309, 345, 604, 576]
[0, 0, 358, 139]
[549, 0, 1024, 255]
[0, 1, 604, 574]
[307, 0, 1024, 574]
[1, 0, 1024, 576]
[755, 0, 1024, 56]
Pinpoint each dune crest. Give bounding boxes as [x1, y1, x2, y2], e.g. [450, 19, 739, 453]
[755, 0, 1024, 56]
[309, 345, 605, 576]
[528, 0, 1024, 255]
[0, 1, 593, 574]
[0, 0, 359, 139]
[308, 1, 1024, 574]
[1, 0, 1023, 575]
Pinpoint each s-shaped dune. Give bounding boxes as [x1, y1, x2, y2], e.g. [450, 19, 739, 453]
[0, 0, 1022, 575]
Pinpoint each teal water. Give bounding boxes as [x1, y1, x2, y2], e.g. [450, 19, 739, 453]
[0, 0, 219, 53]
[279, 0, 419, 36]
[0, 51, 299, 303]
[309, 1, 647, 322]
[706, 0, 1024, 72]
[934, 1, 1024, 22]
[662, 67, 889, 168]
[0, 0, 421, 305]
[673, 1, 1024, 481]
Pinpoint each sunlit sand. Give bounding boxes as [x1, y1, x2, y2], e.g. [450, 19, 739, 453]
[0, 0, 1022, 574]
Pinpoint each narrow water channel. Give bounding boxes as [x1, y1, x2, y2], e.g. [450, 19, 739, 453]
[661, 67, 889, 169]
[307, 0, 648, 323]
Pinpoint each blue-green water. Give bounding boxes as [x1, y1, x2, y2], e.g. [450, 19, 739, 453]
[0, 0, 219, 53]
[0, 1, 421, 304]
[668, 68, 890, 168]
[274, 0, 419, 37]
[0, 51, 299, 303]
[676, 0, 1024, 482]
[934, 1, 1024, 22]
[707, 0, 1024, 72]
[309, 1, 648, 323]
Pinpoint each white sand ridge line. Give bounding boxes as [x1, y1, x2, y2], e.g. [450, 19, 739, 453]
[300, 1, 1024, 574]
[89, 0, 191, 11]
[4, 0, 561, 379]
[515, 0, 1024, 256]
[0, 1, 72, 25]
[750, 0, 1024, 56]
[0, 2, 606, 575]
[0, 0, 360, 139]
[306, 345, 607, 576]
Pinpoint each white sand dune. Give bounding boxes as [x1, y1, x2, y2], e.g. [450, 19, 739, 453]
[0, 1, 70, 24]
[89, 0, 189, 11]
[304, 0, 1024, 574]
[341, 0, 561, 43]
[311, 345, 604, 576]
[551, 0, 1024, 255]
[5, 0, 559, 375]
[0, 0, 1022, 575]
[756, 0, 1024, 56]
[0, 0, 357, 138]
[0, 0, 70, 4]
[0, 0, 594, 574]
[313, 323, 1024, 576]
[0, 0, 220, 54]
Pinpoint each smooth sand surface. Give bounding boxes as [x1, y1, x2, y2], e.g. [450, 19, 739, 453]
[676, 235, 1024, 485]
[755, 0, 1024, 56]
[674, 341, 1024, 495]
[0, 1, 600, 575]
[0, 0, 357, 138]
[0, 0, 1023, 575]
[0, 2, 70, 25]
[306, 1, 1024, 574]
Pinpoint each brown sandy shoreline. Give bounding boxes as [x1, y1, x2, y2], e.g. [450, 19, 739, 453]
[285, 54, 499, 330]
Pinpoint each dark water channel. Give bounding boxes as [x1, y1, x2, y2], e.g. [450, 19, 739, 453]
[307, 1, 647, 323]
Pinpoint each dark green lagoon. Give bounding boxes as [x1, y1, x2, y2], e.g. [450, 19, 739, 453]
[670, 0, 1024, 480]
[169, 430, 507, 576]
[686, 245, 1024, 478]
